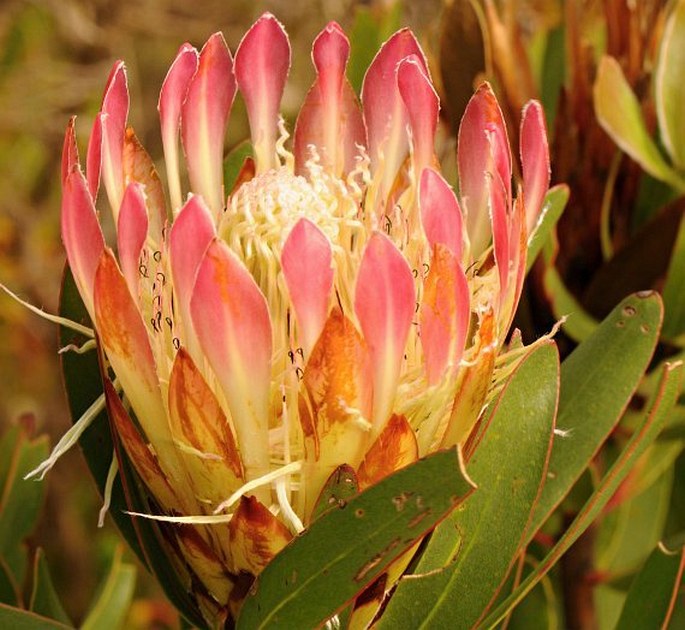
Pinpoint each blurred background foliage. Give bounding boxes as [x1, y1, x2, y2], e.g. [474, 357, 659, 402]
[1, 0, 684, 628]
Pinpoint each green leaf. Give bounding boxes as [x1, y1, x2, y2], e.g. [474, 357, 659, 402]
[655, 0, 685, 170]
[541, 226, 599, 343]
[543, 263, 599, 342]
[29, 549, 71, 626]
[662, 213, 685, 343]
[237, 449, 475, 629]
[0, 426, 21, 494]
[113, 443, 207, 628]
[58, 268, 141, 561]
[505, 564, 561, 630]
[80, 547, 136, 630]
[0, 426, 49, 562]
[539, 24, 565, 133]
[0, 603, 72, 630]
[658, 412, 685, 443]
[347, 3, 402, 94]
[526, 184, 568, 273]
[377, 342, 559, 630]
[666, 440, 685, 539]
[310, 465, 359, 522]
[633, 170, 681, 230]
[596, 468, 674, 576]
[58, 266, 206, 628]
[223, 140, 253, 193]
[594, 56, 685, 191]
[595, 459, 680, 628]
[529, 292, 663, 535]
[595, 583, 628, 630]
[481, 359, 684, 628]
[0, 557, 20, 607]
[615, 542, 685, 630]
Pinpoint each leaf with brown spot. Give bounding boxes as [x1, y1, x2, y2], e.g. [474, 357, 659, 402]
[238, 448, 475, 629]
[357, 414, 418, 490]
[310, 465, 359, 522]
[379, 342, 559, 630]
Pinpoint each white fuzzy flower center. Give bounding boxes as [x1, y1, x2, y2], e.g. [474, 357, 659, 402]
[219, 160, 367, 344]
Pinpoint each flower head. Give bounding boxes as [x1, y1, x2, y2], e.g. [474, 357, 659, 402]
[60, 12, 550, 623]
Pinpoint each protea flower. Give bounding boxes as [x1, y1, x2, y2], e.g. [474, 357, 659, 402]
[58, 12, 549, 626]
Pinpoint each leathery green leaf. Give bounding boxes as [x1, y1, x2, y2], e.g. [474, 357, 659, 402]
[29, 549, 71, 626]
[0, 557, 20, 607]
[526, 184, 568, 273]
[615, 542, 685, 630]
[0, 426, 49, 562]
[0, 603, 72, 630]
[237, 449, 475, 629]
[655, 0, 685, 170]
[59, 265, 206, 628]
[113, 440, 206, 628]
[505, 564, 561, 630]
[310, 465, 359, 522]
[543, 263, 599, 343]
[541, 226, 598, 343]
[80, 547, 136, 630]
[377, 342, 559, 630]
[58, 267, 141, 560]
[0, 426, 20, 498]
[596, 467, 674, 578]
[529, 292, 663, 535]
[662, 213, 685, 343]
[594, 56, 685, 191]
[481, 360, 683, 628]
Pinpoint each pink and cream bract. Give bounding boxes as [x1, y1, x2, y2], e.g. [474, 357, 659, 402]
[60, 12, 550, 624]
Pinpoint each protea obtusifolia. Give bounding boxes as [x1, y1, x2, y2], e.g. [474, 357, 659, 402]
[58, 12, 550, 625]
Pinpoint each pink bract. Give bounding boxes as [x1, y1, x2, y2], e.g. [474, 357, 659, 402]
[59, 12, 550, 624]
